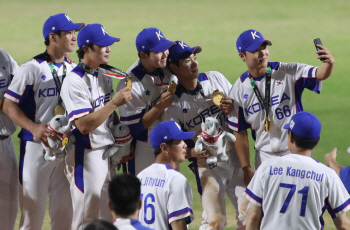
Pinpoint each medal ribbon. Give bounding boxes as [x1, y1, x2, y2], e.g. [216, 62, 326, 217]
[78, 62, 98, 76]
[248, 66, 272, 120]
[100, 64, 129, 79]
[44, 51, 66, 104]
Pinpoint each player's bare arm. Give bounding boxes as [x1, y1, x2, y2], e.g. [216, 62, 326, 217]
[186, 147, 211, 159]
[142, 91, 173, 129]
[3, 98, 58, 147]
[333, 213, 350, 230]
[315, 44, 334, 81]
[75, 87, 131, 135]
[246, 203, 262, 230]
[234, 130, 255, 186]
[170, 218, 187, 230]
[219, 97, 234, 115]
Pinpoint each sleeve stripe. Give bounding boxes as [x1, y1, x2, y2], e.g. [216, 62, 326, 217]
[228, 120, 238, 128]
[68, 108, 92, 119]
[5, 90, 21, 99]
[333, 198, 350, 213]
[168, 207, 193, 219]
[308, 67, 315, 78]
[120, 112, 143, 122]
[245, 188, 262, 204]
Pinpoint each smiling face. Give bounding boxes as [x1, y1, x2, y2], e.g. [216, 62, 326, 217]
[240, 42, 270, 74]
[141, 50, 169, 73]
[56, 30, 77, 53]
[170, 54, 199, 81]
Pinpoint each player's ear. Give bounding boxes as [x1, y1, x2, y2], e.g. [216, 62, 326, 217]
[239, 53, 246, 62]
[108, 200, 113, 211]
[48, 33, 57, 44]
[138, 198, 142, 210]
[82, 45, 90, 53]
[160, 143, 168, 153]
[139, 51, 149, 60]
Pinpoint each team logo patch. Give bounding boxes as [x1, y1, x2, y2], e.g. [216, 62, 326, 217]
[276, 80, 283, 86]
[41, 75, 46, 80]
[183, 108, 188, 113]
[290, 120, 295, 129]
[243, 94, 248, 99]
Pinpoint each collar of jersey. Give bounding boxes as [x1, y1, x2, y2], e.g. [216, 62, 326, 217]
[156, 163, 174, 170]
[241, 62, 280, 83]
[175, 73, 207, 98]
[131, 61, 165, 82]
[34, 52, 67, 68]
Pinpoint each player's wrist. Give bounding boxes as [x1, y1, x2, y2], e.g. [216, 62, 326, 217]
[242, 165, 253, 172]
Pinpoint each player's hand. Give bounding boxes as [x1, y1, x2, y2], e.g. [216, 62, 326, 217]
[219, 97, 234, 115]
[187, 148, 212, 159]
[155, 91, 173, 110]
[316, 45, 335, 64]
[64, 54, 75, 64]
[113, 87, 132, 107]
[119, 155, 134, 163]
[242, 166, 255, 187]
[31, 124, 59, 147]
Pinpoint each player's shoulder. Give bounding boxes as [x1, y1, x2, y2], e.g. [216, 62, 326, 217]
[0, 48, 12, 61]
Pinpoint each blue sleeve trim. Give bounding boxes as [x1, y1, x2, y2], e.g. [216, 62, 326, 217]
[245, 188, 262, 203]
[68, 108, 92, 119]
[168, 207, 193, 219]
[333, 198, 350, 214]
[5, 89, 21, 99]
[238, 106, 250, 131]
[120, 112, 143, 122]
[340, 167, 350, 193]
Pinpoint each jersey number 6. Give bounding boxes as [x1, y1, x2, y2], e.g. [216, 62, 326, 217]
[141, 193, 156, 224]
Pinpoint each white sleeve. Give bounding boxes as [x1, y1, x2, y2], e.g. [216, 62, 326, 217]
[211, 71, 233, 96]
[326, 169, 350, 217]
[244, 162, 267, 207]
[117, 78, 147, 125]
[61, 74, 92, 123]
[167, 175, 194, 224]
[5, 61, 37, 103]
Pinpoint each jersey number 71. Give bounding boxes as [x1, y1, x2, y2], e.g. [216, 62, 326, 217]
[279, 183, 309, 216]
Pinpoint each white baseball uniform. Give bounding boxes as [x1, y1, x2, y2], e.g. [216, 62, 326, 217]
[117, 60, 176, 175]
[137, 163, 194, 230]
[5, 52, 73, 230]
[61, 64, 116, 230]
[228, 62, 322, 168]
[245, 153, 350, 229]
[0, 49, 18, 230]
[162, 71, 246, 230]
[113, 218, 153, 230]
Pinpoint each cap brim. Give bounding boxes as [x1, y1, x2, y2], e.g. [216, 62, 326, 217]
[95, 36, 120, 47]
[283, 123, 290, 129]
[245, 40, 272, 52]
[61, 22, 85, 32]
[173, 131, 195, 141]
[150, 40, 175, 52]
[168, 46, 202, 64]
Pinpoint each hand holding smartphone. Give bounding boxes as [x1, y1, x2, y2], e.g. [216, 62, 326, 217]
[313, 38, 325, 61]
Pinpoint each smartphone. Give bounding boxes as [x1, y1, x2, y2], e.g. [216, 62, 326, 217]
[313, 38, 325, 61]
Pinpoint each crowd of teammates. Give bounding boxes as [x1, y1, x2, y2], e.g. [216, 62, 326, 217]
[0, 12, 350, 230]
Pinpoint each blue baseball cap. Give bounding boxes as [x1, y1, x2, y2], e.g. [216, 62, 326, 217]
[167, 41, 202, 64]
[150, 121, 195, 148]
[77, 24, 120, 47]
[236, 29, 272, 53]
[284, 111, 321, 139]
[136, 27, 174, 52]
[43, 13, 85, 39]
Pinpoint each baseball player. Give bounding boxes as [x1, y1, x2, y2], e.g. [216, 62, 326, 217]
[163, 41, 246, 230]
[117, 27, 175, 175]
[137, 120, 195, 230]
[245, 111, 350, 230]
[3, 13, 84, 230]
[325, 148, 350, 193]
[108, 174, 153, 230]
[61, 23, 132, 230]
[228, 29, 335, 185]
[0, 49, 18, 230]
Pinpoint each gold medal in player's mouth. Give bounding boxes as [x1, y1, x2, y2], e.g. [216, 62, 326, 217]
[125, 76, 132, 89]
[212, 90, 223, 106]
[0, 99, 3, 110]
[54, 104, 65, 116]
[167, 81, 177, 94]
[264, 117, 270, 132]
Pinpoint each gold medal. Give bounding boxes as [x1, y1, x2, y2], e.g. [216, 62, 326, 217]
[54, 104, 65, 116]
[125, 76, 132, 89]
[167, 81, 177, 94]
[212, 90, 223, 106]
[0, 99, 3, 110]
[264, 118, 270, 132]
[62, 137, 69, 146]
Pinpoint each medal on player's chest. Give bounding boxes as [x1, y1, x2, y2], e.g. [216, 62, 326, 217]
[264, 117, 270, 132]
[212, 90, 223, 106]
[54, 103, 65, 116]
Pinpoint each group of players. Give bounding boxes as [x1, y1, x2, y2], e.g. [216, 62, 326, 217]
[0, 12, 350, 230]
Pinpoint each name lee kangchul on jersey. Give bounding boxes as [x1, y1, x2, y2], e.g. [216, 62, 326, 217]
[270, 166, 324, 182]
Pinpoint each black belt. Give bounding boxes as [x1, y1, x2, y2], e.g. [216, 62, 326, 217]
[0, 135, 9, 140]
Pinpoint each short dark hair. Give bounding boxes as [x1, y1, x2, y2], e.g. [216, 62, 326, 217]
[290, 131, 320, 150]
[138, 50, 151, 59]
[44, 30, 62, 46]
[84, 219, 118, 230]
[76, 44, 95, 60]
[108, 174, 141, 217]
[153, 139, 177, 157]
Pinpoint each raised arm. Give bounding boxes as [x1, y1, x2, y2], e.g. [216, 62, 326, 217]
[315, 44, 335, 81]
